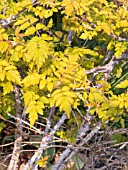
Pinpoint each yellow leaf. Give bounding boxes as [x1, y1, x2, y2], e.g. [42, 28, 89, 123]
[23, 91, 34, 106]
[62, 86, 70, 91]
[83, 92, 87, 101]
[19, 22, 31, 30]
[39, 96, 49, 104]
[26, 101, 36, 113]
[61, 0, 79, 16]
[25, 26, 36, 35]
[88, 93, 94, 103]
[36, 156, 49, 168]
[29, 107, 38, 126]
[22, 73, 40, 87]
[55, 31, 63, 38]
[110, 100, 120, 107]
[15, 27, 20, 36]
[47, 82, 54, 92]
[62, 91, 76, 98]
[116, 80, 128, 89]
[36, 105, 43, 115]
[3, 82, 13, 95]
[36, 23, 45, 30]
[36, 101, 44, 109]
[39, 80, 47, 90]
[59, 98, 71, 118]
[41, 34, 53, 40]
[6, 70, 21, 85]
[0, 71, 6, 81]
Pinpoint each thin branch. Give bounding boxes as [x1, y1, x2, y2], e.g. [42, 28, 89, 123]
[7, 113, 43, 134]
[0, 142, 14, 148]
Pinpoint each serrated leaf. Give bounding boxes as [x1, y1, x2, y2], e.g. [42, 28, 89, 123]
[36, 105, 43, 115]
[3, 82, 13, 95]
[6, 70, 21, 85]
[28, 107, 38, 127]
[22, 73, 40, 87]
[23, 91, 34, 106]
[59, 97, 71, 118]
[26, 100, 36, 113]
[26, 37, 50, 70]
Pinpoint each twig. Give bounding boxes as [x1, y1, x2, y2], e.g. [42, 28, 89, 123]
[0, 142, 14, 148]
[7, 113, 43, 134]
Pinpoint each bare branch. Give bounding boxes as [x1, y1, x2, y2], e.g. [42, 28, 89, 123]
[51, 110, 96, 170]
[7, 85, 22, 170]
[86, 56, 119, 80]
[23, 113, 67, 170]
